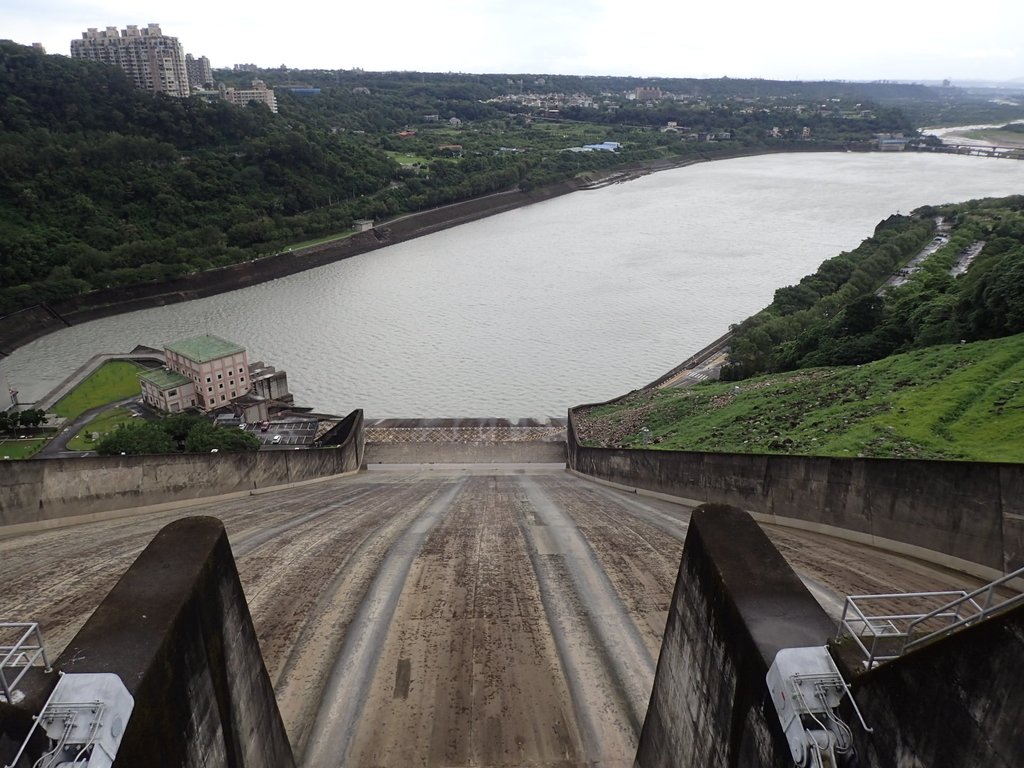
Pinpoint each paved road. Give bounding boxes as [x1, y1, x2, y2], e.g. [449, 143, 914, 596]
[34, 395, 149, 459]
[0, 466, 1000, 767]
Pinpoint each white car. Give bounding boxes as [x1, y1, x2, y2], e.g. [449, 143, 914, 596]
[272, 434, 282, 444]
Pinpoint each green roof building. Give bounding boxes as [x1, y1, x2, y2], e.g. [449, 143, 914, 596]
[140, 335, 253, 413]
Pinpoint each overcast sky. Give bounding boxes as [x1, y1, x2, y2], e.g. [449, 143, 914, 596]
[5, 0, 1023, 83]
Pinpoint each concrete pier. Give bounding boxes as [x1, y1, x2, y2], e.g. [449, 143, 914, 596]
[635, 505, 835, 768]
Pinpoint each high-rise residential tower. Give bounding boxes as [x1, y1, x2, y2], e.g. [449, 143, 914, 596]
[71, 24, 189, 98]
[185, 53, 213, 90]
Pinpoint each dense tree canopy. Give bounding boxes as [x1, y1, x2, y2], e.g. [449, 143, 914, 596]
[95, 414, 260, 455]
[722, 196, 1024, 379]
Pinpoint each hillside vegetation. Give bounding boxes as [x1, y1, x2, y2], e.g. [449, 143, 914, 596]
[579, 195, 1024, 462]
[0, 41, 972, 316]
[576, 333, 1024, 462]
[723, 196, 1024, 379]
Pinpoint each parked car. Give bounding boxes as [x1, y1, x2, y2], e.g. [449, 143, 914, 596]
[272, 434, 282, 444]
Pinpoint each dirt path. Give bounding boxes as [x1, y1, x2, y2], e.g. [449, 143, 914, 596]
[0, 465, 1003, 767]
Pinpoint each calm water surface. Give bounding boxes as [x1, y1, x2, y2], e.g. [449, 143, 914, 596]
[4, 152, 1022, 417]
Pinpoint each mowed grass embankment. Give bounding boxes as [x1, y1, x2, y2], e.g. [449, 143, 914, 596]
[0, 438, 47, 459]
[52, 360, 143, 419]
[66, 407, 138, 451]
[575, 334, 1024, 462]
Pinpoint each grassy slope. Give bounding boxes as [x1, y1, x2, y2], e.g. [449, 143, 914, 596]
[0, 439, 47, 459]
[576, 334, 1024, 462]
[67, 407, 137, 451]
[52, 361, 142, 419]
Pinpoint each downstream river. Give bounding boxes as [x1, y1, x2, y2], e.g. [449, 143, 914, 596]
[4, 152, 1022, 418]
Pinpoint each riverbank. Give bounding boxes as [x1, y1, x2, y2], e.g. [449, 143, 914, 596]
[0, 144, 846, 358]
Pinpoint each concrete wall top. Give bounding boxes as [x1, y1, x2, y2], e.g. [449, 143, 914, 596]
[0, 410, 364, 531]
[567, 406, 1023, 579]
[58, 516, 296, 767]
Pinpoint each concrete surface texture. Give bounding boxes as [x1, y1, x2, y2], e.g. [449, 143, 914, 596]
[50, 516, 293, 767]
[636, 505, 836, 768]
[1, 465, 1005, 768]
[567, 411, 1024, 580]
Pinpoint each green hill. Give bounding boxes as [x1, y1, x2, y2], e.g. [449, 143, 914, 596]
[576, 333, 1024, 462]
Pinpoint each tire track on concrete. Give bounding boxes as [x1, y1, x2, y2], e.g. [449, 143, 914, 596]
[579, 482, 692, 539]
[301, 477, 468, 768]
[273, 481, 454, 757]
[517, 476, 656, 762]
[580, 481, 848, 620]
[231, 488, 376, 557]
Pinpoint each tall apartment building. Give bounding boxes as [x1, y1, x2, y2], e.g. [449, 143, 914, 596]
[185, 53, 213, 90]
[71, 24, 189, 98]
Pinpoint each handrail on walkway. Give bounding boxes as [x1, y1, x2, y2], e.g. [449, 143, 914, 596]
[836, 565, 1024, 670]
[0, 621, 52, 704]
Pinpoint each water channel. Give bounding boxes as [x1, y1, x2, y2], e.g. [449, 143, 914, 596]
[3, 152, 1022, 417]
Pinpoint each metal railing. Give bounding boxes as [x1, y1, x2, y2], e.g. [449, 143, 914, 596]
[903, 565, 1024, 655]
[0, 621, 52, 703]
[837, 565, 1024, 669]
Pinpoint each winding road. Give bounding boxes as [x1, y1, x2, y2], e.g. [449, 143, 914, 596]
[0, 464, 994, 767]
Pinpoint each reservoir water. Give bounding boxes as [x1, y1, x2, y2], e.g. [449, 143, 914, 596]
[3, 152, 1022, 417]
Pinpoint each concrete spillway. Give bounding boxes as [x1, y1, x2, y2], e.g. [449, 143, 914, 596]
[2, 463, 1015, 767]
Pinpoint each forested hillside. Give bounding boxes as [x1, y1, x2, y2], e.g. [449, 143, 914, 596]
[0, 42, 966, 316]
[0, 42, 405, 313]
[723, 196, 1024, 379]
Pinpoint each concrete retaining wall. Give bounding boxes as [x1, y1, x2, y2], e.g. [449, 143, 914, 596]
[0, 410, 364, 530]
[365, 440, 566, 464]
[567, 410, 1024, 579]
[635, 505, 836, 768]
[842, 602, 1024, 767]
[0, 517, 295, 767]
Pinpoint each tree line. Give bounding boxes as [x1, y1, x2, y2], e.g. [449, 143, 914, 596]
[0, 408, 47, 433]
[96, 412, 260, 455]
[722, 196, 1024, 379]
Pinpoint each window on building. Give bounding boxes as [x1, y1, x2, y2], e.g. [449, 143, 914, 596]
[167, 389, 177, 396]
[208, 386, 213, 392]
[240, 376, 245, 382]
[206, 376, 211, 382]
[220, 395, 226, 401]
[190, 399, 195, 406]
[218, 383, 223, 389]
[217, 373, 222, 379]
[230, 391, 235, 398]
